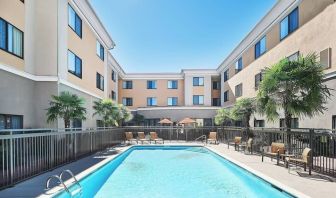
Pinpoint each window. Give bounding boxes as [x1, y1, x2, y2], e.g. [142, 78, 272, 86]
[122, 98, 133, 106]
[167, 80, 178, 89]
[0, 18, 24, 58]
[254, 120, 265, 127]
[96, 41, 104, 60]
[96, 120, 104, 127]
[193, 95, 204, 105]
[96, 73, 104, 91]
[333, 116, 336, 129]
[224, 91, 229, 102]
[255, 72, 263, 90]
[320, 48, 331, 69]
[280, 7, 298, 40]
[255, 36, 266, 59]
[212, 98, 221, 106]
[0, 114, 23, 129]
[235, 57, 243, 73]
[68, 5, 82, 37]
[193, 77, 204, 86]
[224, 69, 229, 82]
[147, 80, 157, 89]
[168, 97, 178, 106]
[147, 97, 157, 106]
[287, 51, 299, 61]
[72, 119, 82, 128]
[212, 81, 220, 90]
[235, 83, 243, 97]
[111, 70, 116, 81]
[67, 50, 82, 78]
[122, 80, 133, 89]
[111, 91, 116, 100]
[280, 118, 299, 128]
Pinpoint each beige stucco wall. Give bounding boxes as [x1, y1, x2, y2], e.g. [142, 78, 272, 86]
[107, 66, 117, 101]
[67, 13, 105, 98]
[224, 2, 336, 128]
[225, 1, 336, 102]
[118, 79, 185, 109]
[0, 0, 25, 70]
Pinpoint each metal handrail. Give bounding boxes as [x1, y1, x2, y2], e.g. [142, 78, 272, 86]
[195, 135, 207, 142]
[60, 169, 82, 190]
[45, 175, 70, 194]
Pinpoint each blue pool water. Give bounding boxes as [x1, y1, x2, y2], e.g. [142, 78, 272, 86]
[55, 146, 294, 198]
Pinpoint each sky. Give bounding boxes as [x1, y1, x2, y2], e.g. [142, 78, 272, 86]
[90, 0, 276, 73]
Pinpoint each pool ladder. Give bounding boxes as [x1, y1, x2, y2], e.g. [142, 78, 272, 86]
[46, 169, 82, 197]
[195, 135, 207, 145]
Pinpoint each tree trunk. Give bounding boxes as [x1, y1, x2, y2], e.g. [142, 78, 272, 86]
[284, 108, 292, 153]
[245, 115, 253, 138]
[64, 118, 71, 129]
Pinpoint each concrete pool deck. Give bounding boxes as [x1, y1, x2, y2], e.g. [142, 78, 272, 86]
[0, 142, 335, 198]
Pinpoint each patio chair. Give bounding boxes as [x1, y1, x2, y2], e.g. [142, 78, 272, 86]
[285, 148, 312, 175]
[228, 136, 242, 151]
[125, 132, 137, 144]
[150, 132, 164, 144]
[137, 132, 150, 144]
[207, 132, 218, 144]
[239, 138, 253, 154]
[262, 142, 285, 165]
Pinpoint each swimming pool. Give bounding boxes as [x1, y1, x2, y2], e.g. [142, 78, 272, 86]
[54, 146, 295, 198]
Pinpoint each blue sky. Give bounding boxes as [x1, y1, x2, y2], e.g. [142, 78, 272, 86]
[91, 0, 276, 73]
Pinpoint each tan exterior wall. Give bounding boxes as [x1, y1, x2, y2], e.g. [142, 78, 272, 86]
[107, 66, 117, 101]
[118, 79, 185, 109]
[266, 25, 279, 54]
[67, 16, 105, 98]
[192, 86, 204, 96]
[299, 0, 334, 26]
[224, 1, 336, 104]
[0, 0, 25, 70]
[211, 90, 220, 99]
[242, 46, 254, 69]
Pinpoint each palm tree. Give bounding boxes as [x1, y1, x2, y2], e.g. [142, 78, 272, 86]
[93, 99, 119, 127]
[46, 92, 87, 128]
[231, 98, 256, 128]
[257, 53, 331, 128]
[132, 114, 145, 126]
[115, 104, 133, 126]
[214, 108, 232, 126]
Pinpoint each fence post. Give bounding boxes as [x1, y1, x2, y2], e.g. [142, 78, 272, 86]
[74, 132, 77, 160]
[9, 131, 14, 185]
[309, 128, 314, 175]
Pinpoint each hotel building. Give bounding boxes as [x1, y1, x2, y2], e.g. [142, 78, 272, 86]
[0, 0, 335, 129]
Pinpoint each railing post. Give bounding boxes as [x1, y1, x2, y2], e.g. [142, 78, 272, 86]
[74, 132, 77, 160]
[309, 128, 314, 175]
[9, 131, 14, 185]
[90, 131, 93, 153]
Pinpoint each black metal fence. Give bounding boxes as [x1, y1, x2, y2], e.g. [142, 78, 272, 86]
[0, 128, 124, 189]
[1, 126, 335, 189]
[218, 127, 336, 177]
[123, 126, 219, 142]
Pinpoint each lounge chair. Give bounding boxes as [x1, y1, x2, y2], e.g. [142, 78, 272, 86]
[137, 132, 150, 144]
[207, 132, 218, 144]
[150, 132, 164, 144]
[228, 136, 242, 151]
[262, 142, 285, 165]
[285, 148, 312, 174]
[125, 132, 137, 144]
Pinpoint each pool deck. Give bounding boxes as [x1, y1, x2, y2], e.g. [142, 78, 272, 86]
[0, 142, 335, 198]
